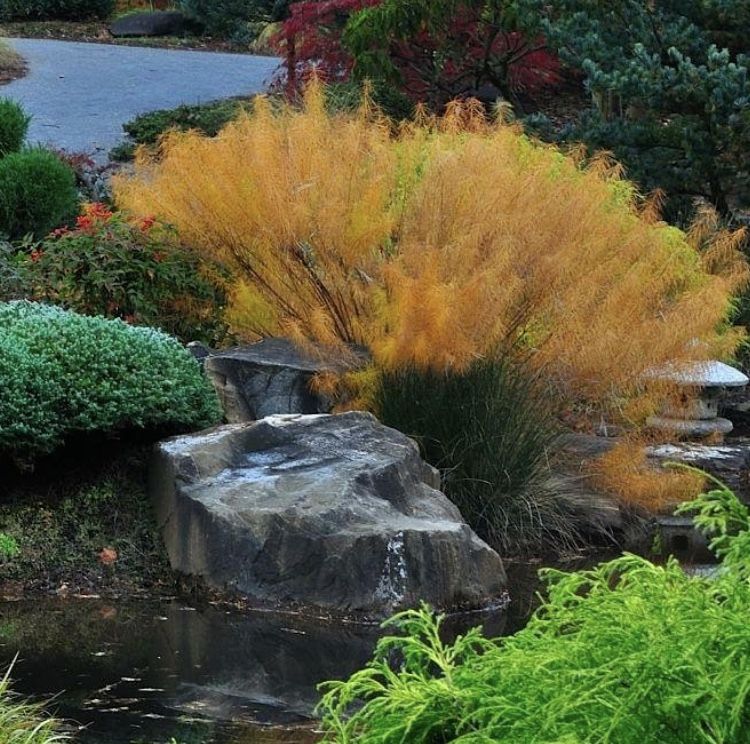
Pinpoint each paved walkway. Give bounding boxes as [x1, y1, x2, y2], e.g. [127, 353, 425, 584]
[3, 38, 280, 158]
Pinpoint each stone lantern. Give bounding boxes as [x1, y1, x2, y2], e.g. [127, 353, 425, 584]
[646, 361, 749, 438]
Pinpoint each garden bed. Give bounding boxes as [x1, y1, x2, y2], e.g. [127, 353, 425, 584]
[0, 38, 25, 84]
[0, 438, 176, 600]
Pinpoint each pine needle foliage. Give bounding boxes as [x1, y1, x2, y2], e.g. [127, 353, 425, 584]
[675, 464, 750, 581]
[115, 83, 747, 425]
[375, 356, 578, 554]
[318, 477, 750, 743]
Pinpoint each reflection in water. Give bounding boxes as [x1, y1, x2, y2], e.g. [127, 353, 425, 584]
[0, 555, 611, 744]
[0, 600, 370, 744]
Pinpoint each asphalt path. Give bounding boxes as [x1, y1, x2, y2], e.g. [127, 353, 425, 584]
[3, 38, 280, 159]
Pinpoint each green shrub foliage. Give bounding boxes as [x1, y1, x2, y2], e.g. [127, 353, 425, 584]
[0, 532, 19, 560]
[0, 0, 114, 20]
[178, 0, 275, 41]
[1, 446, 172, 588]
[319, 475, 750, 743]
[125, 98, 253, 146]
[376, 356, 575, 554]
[112, 91, 412, 163]
[533, 0, 750, 225]
[0, 149, 78, 239]
[0, 99, 29, 158]
[0, 240, 27, 300]
[0, 302, 221, 457]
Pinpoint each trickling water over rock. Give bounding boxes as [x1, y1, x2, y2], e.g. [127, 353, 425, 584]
[150, 412, 506, 616]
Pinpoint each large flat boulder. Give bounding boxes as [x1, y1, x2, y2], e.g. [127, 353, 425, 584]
[203, 338, 367, 423]
[110, 11, 188, 37]
[150, 412, 506, 616]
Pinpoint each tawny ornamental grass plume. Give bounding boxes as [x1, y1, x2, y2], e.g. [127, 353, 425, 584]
[115, 82, 748, 514]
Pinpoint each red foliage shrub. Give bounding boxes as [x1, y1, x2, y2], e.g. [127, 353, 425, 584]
[273, 0, 377, 95]
[274, 0, 560, 106]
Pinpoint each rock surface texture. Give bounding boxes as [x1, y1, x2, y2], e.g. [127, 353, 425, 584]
[150, 412, 506, 615]
[551, 433, 623, 537]
[647, 441, 750, 502]
[203, 339, 364, 422]
[110, 10, 188, 37]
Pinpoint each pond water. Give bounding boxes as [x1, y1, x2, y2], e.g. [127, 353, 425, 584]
[0, 557, 620, 744]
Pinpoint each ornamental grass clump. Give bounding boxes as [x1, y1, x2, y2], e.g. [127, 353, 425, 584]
[0, 666, 67, 744]
[318, 476, 750, 743]
[115, 83, 746, 421]
[375, 356, 577, 554]
[114, 83, 747, 528]
[0, 301, 221, 459]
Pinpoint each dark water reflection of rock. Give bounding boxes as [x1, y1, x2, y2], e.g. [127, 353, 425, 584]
[0, 557, 607, 744]
[0, 599, 365, 743]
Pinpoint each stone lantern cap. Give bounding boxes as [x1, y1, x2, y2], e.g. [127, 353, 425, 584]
[644, 361, 749, 389]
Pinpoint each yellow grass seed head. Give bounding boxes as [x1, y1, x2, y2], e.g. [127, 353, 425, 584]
[115, 84, 748, 429]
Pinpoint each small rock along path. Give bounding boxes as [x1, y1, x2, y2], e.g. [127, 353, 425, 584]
[3, 38, 280, 159]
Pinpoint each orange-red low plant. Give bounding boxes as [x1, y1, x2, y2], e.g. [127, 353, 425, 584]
[23, 203, 230, 344]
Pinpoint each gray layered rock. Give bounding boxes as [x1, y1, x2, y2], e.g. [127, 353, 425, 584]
[150, 411, 506, 615]
[648, 441, 750, 503]
[551, 433, 623, 537]
[203, 338, 366, 423]
[110, 11, 187, 37]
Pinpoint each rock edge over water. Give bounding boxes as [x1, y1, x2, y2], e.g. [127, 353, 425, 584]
[150, 412, 506, 616]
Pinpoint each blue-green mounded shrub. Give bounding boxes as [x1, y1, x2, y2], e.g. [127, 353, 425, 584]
[0, 148, 78, 239]
[0, 0, 114, 21]
[0, 99, 29, 158]
[0, 302, 221, 458]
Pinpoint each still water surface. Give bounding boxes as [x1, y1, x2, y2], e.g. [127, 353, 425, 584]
[0, 560, 602, 744]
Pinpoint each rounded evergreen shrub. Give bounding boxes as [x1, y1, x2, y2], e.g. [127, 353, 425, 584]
[0, 0, 114, 20]
[0, 149, 78, 239]
[0, 99, 29, 158]
[0, 301, 222, 458]
[179, 0, 273, 39]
